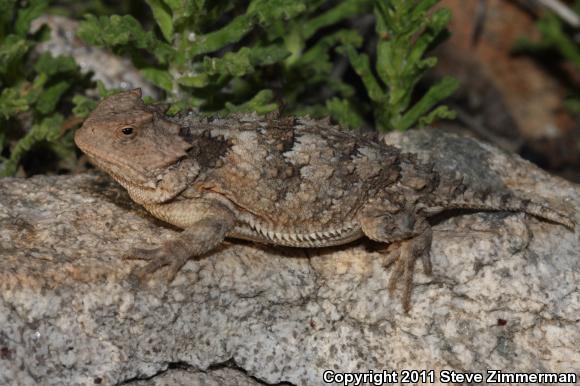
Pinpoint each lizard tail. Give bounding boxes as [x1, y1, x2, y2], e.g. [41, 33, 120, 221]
[441, 192, 575, 230]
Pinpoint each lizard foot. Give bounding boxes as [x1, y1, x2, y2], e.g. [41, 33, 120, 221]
[360, 209, 434, 312]
[122, 219, 234, 287]
[124, 245, 190, 285]
[382, 231, 432, 313]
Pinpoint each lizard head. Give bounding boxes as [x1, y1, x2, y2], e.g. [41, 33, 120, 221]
[75, 89, 198, 203]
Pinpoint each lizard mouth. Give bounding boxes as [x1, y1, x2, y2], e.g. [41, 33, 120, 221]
[85, 154, 151, 188]
[78, 139, 170, 193]
[85, 152, 191, 196]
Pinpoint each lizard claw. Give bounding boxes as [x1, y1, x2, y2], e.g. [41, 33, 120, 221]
[123, 246, 190, 285]
[382, 231, 433, 313]
[121, 221, 229, 287]
[124, 246, 166, 261]
[381, 243, 400, 268]
[385, 241, 419, 314]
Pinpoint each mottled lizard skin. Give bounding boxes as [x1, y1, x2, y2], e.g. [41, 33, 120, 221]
[74, 89, 574, 312]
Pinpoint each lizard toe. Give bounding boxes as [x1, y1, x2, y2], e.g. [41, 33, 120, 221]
[125, 244, 192, 285]
[386, 240, 418, 314]
[123, 246, 166, 261]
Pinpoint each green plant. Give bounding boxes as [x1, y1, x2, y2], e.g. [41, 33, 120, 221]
[0, 0, 88, 176]
[514, 1, 580, 118]
[77, 0, 373, 118]
[1, 0, 459, 176]
[77, 0, 457, 131]
[339, 0, 459, 131]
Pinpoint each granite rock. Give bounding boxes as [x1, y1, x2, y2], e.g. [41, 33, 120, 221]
[0, 130, 578, 385]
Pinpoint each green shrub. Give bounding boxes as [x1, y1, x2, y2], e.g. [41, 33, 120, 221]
[514, 2, 580, 117]
[339, 0, 458, 131]
[0, 0, 89, 176]
[77, 0, 457, 129]
[1, 0, 458, 176]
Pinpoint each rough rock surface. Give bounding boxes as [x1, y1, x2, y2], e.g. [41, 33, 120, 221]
[0, 130, 578, 385]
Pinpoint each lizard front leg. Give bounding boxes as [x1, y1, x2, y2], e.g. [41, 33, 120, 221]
[125, 199, 236, 283]
[359, 207, 432, 313]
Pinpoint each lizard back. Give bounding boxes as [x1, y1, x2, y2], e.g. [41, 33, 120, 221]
[172, 114, 403, 230]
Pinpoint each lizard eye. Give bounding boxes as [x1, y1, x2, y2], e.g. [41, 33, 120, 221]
[121, 126, 134, 135]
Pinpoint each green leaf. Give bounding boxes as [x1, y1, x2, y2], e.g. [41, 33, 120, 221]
[167, 96, 205, 115]
[344, 0, 457, 131]
[339, 45, 384, 103]
[0, 113, 64, 176]
[78, 14, 174, 63]
[302, 0, 371, 39]
[140, 68, 174, 92]
[203, 45, 289, 77]
[78, 14, 137, 46]
[418, 105, 457, 127]
[292, 104, 330, 118]
[33, 53, 78, 77]
[72, 94, 97, 118]
[186, 14, 254, 58]
[410, 0, 440, 20]
[146, 0, 174, 42]
[224, 89, 277, 114]
[25, 73, 47, 104]
[513, 12, 580, 69]
[281, 27, 303, 65]
[247, 0, 307, 25]
[0, 86, 29, 118]
[177, 73, 210, 88]
[297, 30, 362, 73]
[398, 76, 459, 131]
[326, 98, 364, 129]
[36, 81, 70, 114]
[163, 0, 194, 18]
[95, 80, 118, 98]
[0, 35, 30, 75]
[375, 39, 396, 87]
[539, 14, 580, 67]
[408, 8, 451, 65]
[0, 75, 46, 118]
[14, 0, 48, 37]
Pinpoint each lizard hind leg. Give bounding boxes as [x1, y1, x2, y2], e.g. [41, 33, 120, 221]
[360, 211, 433, 313]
